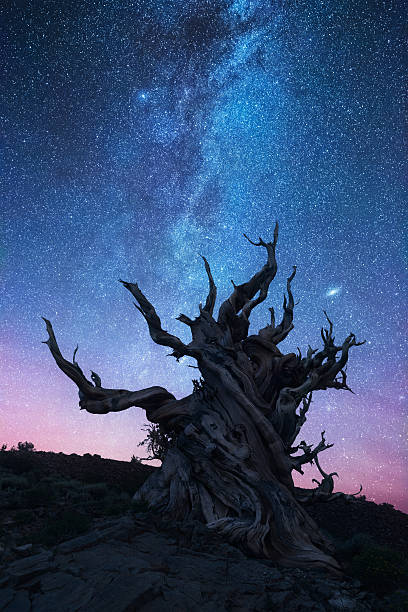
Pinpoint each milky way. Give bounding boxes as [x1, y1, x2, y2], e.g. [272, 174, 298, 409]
[1, 0, 407, 510]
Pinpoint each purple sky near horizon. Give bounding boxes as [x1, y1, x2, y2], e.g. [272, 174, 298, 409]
[1, 0, 407, 511]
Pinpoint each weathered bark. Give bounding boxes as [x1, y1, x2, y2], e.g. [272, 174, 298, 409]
[42, 223, 365, 573]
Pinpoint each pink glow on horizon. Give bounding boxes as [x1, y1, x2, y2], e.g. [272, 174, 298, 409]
[1, 338, 407, 514]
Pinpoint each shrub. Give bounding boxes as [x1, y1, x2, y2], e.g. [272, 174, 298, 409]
[380, 502, 395, 510]
[14, 509, 35, 525]
[80, 469, 107, 485]
[382, 589, 408, 611]
[349, 544, 408, 595]
[33, 509, 92, 546]
[53, 478, 83, 493]
[24, 482, 55, 507]
[101, 492, 130, 516]
[0, 475, 29, 490]
[83, 483, 109, 500]
[137, 423, 175, 462]
[0, 450, 36, 474]
[17, 441, 35, 452]
[334, 532, 375, 562]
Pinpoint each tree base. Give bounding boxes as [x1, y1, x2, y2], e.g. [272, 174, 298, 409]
[132, 449, 342, 574]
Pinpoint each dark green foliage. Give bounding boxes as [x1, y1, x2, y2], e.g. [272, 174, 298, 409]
[51, 477, 83, 497]
[382, 590, 408, 611]
[0, 441, 36, 453]
[335, 532, 375, 562]
[83, 482, 109, 500]
[17, 441, 35, 452]
[0, 474, 29, 490]
[80, 468, 109, 485]
[101, 492, 131, 516]
[334, 532, 408, 596]
[0, 449, 145, 554]
[381, 502, 395, 510]
[137, 423, 175, 462]
[13, 509, 35, 525]
[0, 446, 37, 474]
[350, 544, 408, 595]
[33, 509, 92, 546]
[24, 482, 55, 507]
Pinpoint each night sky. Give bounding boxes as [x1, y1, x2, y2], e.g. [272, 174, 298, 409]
[1, 1, 407, 511]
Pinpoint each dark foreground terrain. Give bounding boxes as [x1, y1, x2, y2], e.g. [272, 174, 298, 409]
[1, 448, 407, 611]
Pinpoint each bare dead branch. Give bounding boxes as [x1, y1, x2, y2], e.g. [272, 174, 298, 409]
[199, 254, 217, 315]
[42, 317, 176, 415]
[91, 371, 102, 387]
[314, 454, 338, 481]
[287, 392, 313, 447]
[291, 430, 334, 470]
[269, 307, 275, 328]
[120, 280, 188, 359]
[42, 317, 99, 397]
[176, 313, 194, 327]
[311, 455, 339, 496]
[261, 265, 297, 345]
[300, 312, 366, 392]
[217, 222, 279, 331]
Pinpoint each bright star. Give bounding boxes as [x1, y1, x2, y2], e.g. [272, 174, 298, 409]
[326, 287, 341, 297]
[137, 90, 149, 103]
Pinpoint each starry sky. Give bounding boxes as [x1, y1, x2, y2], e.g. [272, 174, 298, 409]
[1, 0, 407, 511]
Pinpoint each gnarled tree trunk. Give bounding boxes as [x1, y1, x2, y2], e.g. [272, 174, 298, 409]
[42, 223, 364, 572]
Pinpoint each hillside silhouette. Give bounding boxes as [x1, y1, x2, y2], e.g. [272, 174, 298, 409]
[1, 446, 407, 610]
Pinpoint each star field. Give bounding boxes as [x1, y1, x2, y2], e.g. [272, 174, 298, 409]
[1, 0, 407, 510]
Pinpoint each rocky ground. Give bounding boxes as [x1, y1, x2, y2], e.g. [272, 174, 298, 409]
[0, 450, 407, 611]
[0, 513, 387, 611]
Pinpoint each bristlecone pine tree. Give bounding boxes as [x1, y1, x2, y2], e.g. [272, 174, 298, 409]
[42, 223, 365, 572]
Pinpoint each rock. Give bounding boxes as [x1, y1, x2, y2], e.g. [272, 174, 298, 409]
[40, 571, 78, 591]
[328, 593, 356, 610]
[160, 586, 203, 611]
[266, 589, 292, 606]
[31, 577, 94, 612]
[313, 580, 336, 599]
[0, 588, 15, 609]
[86, 573, 162, 612]
[8, 551, 53, 580]
[13, 544, 32, 553]
[3, 590, 30, 612]
[272, 578, 293, 590]
[0, 510, 389, 611]
[98, 516, 136, 541]
[0, 574, 10, 588]
[310, 604, 327, 612]
[57, 530, 103, 553]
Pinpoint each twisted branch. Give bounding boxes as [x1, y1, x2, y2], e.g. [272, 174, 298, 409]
[199, 255, 217, 316]
[259, 265, 297, 344]
[291, 431, 334, 473]
[300, 311, 365, 391]
[120, 280, 191, 360]
[217, 223, 279, 333]
[42, 317, 176, 415]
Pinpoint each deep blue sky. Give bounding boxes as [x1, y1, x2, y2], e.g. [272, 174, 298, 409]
[1, 0, 407, 510]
